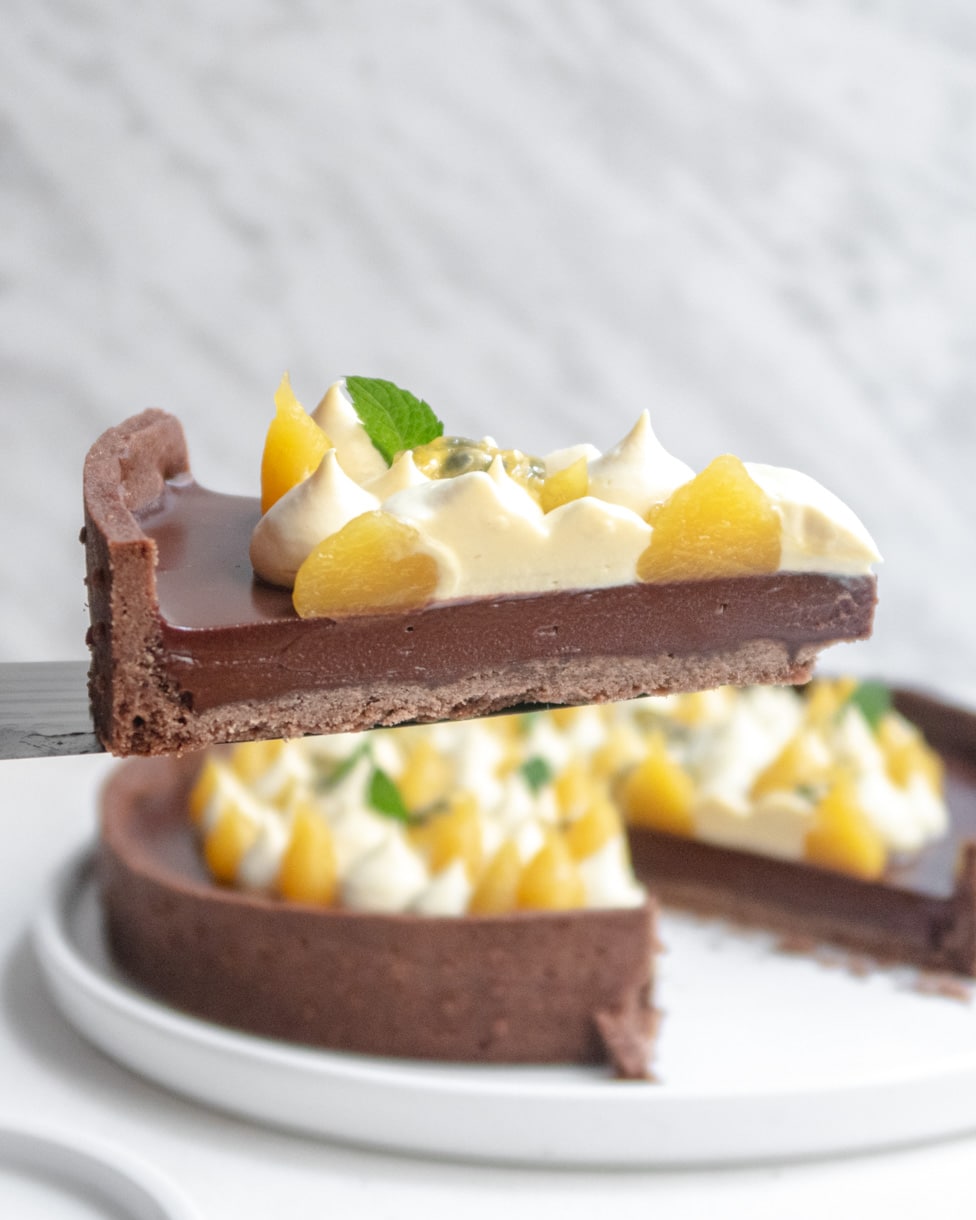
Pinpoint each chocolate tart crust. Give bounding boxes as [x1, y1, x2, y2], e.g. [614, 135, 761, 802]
[84, 410, 877, 756]
[627, 689, 976, 974]
[99, 756, 658, 1075]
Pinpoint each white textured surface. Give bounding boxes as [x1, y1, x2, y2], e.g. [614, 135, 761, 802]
[2, 2, 975, 700]
[2, 3, 976, 1215]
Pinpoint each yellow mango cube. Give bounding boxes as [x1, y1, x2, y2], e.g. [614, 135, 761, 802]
[188, 757, 222, 825]
[564, 794, 622, 861]
[804, 777, 886, 880]
[590, 725, 644, 779]
[540, 456, 589, 513]
[469, 841, 522, 915]
[293, 511, 440, 618]
[804, 677, 858, 727]
[553, 760, 596, 818]
[277, 804, 337, 905]
[877, 716, 944, 792]
[517, 832, 586, 910]
[398, 739, 454, 813]
[230, 739, 286, 785]
[637, 454, 781, 582]
[410, 793, 483, 879]
[203, 803, 258, 884]
[260, 373, 332, 513]
[618, 730, 695, 836]
[750, 731, 825, 800]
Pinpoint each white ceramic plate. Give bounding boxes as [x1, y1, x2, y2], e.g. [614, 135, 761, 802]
[0, 1120, 200, 1220]
[33, 850, 976, 1168]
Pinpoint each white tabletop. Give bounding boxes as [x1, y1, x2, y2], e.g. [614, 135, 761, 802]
[2, 3, 976, 1214]
[5, 752, 976, 1217]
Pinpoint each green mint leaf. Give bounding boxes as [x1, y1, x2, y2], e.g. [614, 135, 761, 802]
[520, 755, 554, 794]
[845, 680, 892, 731]
[367, 767, 412, 823]
[345, 376, 443, 465]
[319, 741, 370, 790]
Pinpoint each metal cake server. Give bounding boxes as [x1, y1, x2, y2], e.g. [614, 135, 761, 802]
[0, 662, 546, 760]
[0, 662, 103, 759]
[0, 662, 585, 761]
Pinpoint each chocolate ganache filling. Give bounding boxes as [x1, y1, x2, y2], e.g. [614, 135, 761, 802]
[138, 479, 876, 715]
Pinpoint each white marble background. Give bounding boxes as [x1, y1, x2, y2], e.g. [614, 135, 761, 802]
[2, 1, 974, 702]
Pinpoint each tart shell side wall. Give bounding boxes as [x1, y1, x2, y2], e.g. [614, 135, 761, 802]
[626, 689, 976, 975]
[84, 411, 192, 755]
[98, 758, 658, 1074]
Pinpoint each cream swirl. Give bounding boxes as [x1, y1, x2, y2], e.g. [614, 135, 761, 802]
[249, 384, 881, 594]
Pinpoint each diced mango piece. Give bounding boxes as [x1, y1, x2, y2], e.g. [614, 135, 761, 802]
[750, 731, 825, 800]
[590, 726, 643, 779]
[469, 841, 522, 915]
[618, 730, 695, 836]
[877, 716, 944, 792]
[410, 793, 483, 879]
[553, 760, 596, 818]
[230, 739, 286, 785]
[667, 691, 719, 727]
[636, 454, 781, 582]
[517, 832, 586, 910]
[188, 757, 222, 826]
[804, 677, 858, 727]
[203, 803, 258, 884]
[549, 706, 584, 731]
[277, 803, 338, 905]
[494, 741, 523, 779]
[540, 456, 589, 513]
[398, 739, 454, 813]
[260, 373, 332, 513]
[564, 794, 622, 861]
[804, 776, 886, 879]
[293, 511, 440, 618]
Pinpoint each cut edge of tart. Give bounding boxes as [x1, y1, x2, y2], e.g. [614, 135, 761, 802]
[83, 411, 877, 756]
[627, 688, 976, 975]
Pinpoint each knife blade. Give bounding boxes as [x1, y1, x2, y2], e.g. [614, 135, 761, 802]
[0, 662, 103, 759]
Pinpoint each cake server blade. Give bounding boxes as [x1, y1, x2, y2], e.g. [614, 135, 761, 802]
[0, 662, 104, 759]
[0, 662, 587, 761]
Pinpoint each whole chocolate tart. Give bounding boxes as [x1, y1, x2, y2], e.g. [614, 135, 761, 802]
[627, 689, 976, 974]
[83, 412, 877, 756]
[99, 755, 658, 1076]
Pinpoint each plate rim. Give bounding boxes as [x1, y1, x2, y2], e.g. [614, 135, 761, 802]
[32, 847, 976, 1167]
[0, 1117, 201, 1220]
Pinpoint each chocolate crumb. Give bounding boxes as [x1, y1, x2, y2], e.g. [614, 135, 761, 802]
[913, 972, 973, 1003]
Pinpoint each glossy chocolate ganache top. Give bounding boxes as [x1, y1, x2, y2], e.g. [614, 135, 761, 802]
[135, 477, 877, 714]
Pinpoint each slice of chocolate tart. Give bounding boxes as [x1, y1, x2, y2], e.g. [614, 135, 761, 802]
[84, 411, 876, 755]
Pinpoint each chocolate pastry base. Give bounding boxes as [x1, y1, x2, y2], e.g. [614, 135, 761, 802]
[83, 410, 877, 756]
[627, 690, 976, 974]
[99, 756, 658, 1076]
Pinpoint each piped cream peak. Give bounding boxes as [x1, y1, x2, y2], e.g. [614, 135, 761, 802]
[250, 449, 378, 588]
[313, 380, 387, 484]
[253, 378, 881, 608]
[587, 411, 694, 517]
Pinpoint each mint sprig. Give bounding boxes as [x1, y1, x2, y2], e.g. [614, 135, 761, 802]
[345, 376, 443, 465]
[844, 680, 892, 731]
[367, 766, 412, 823]
[315, 741, 370, 792]
[520, 755, 554, 795]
